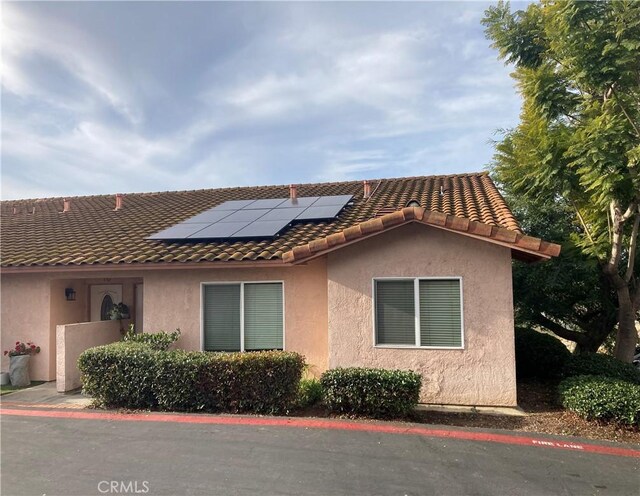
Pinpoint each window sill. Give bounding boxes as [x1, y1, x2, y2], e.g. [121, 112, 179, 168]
[374, 345, 465, 350]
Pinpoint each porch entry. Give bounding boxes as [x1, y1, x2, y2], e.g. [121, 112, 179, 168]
[90, 285, 122, 321]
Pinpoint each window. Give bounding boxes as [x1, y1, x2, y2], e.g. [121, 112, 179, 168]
[374, 278, 463, 348]
[203, 282, 283, 352]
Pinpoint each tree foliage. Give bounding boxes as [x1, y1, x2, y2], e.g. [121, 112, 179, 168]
[483, 0, 640, 360]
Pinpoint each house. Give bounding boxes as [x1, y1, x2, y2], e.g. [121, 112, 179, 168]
[0, 173, 560, 406]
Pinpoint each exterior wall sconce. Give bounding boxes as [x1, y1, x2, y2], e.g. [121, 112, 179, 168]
[65, 288, 77, 301]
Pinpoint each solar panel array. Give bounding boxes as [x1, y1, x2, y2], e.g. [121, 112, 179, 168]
[148, 195, 353, 241]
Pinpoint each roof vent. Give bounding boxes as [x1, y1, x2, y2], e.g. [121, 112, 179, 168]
[289, 184, 297, 201]
[63, 198, 71, 213]
[406, 199, 420, 208]
[115, 193, 123, 210]
[363, 180, 371, 199]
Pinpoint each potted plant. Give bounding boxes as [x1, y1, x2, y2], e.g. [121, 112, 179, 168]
[4, 341, 40, 387]
[109, 303, 130, 320]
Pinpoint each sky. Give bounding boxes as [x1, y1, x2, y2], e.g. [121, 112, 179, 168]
[1, 1, 526, 200]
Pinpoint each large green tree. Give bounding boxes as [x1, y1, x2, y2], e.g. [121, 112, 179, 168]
[483, 0, 639, 361]
[505, 187, 618, 353]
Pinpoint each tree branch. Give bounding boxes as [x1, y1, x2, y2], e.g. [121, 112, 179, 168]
[625, 211, 639, 283]
[611, 86, 640, 139]
[533, 314, 585, 344]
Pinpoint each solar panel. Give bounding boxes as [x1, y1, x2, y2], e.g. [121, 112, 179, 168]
[220, 208, 269, 222]
[297, 204, 345, 220]
[312, 195, 353, 206]
[277, 196, 320, 208]
[147, 194, 352, 241]
[232, 219, 291, 238]
[244, 198, 289, 209]
[183, 209, 234, 224]
[148, 223, 210, 240]
[258, 207, 307, 221]
[187, 222, 250, 239]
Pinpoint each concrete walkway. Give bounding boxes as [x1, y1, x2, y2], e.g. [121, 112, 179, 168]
[0, 381, 91, 409]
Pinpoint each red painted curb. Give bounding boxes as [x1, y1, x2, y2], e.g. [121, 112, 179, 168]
[2, 407, 638, 459]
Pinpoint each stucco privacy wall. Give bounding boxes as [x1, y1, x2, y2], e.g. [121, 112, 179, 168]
[143, 258, 329, 374]
[327, 223, 517, 407]
[56, 320, 122, 392]
[1, 272, 143, 381]
[1, 273, 52, 380]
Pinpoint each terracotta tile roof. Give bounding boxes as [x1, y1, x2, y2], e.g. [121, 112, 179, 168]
[1, 173, 525, 268]
[282, 207, 561, 264]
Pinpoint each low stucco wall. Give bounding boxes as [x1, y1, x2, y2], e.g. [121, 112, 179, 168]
[327, 223, 517, 407]
[56, 320, 122, 392]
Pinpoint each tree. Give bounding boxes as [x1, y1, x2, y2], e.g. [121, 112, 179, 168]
[503, 184, 618, 353]
[483, 0, 640, 361]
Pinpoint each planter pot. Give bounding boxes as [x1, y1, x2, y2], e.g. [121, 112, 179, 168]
[9, 355, 30, 387]
[0, 372, 9, 386]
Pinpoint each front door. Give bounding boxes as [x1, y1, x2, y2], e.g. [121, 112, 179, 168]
[90, 285, 123, 321]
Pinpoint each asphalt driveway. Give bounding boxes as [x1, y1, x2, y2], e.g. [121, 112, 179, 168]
[1, 411, 638, 496]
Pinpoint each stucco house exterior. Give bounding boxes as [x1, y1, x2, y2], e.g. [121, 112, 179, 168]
[1, 173, 560, 406]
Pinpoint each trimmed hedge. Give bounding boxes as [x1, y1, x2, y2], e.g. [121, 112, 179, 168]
[122, 327, 181, 351]
[558, 375, 640, 426]
[562, 353, 640, 384]
[320, 367, 421, 418]
[514, 327, 570, 381]
[78, 343, 305, 414]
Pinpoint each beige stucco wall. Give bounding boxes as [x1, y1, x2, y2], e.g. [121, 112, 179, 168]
[1, 273, 52, 380]
[327, 223, 517, 407]
[1, 272, 142, 381]
[56, 320, 122, 392]
[143, 259, 329, 374]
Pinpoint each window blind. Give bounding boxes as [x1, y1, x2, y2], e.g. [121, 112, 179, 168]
[419, 279, 462, 347]
[244, 283, 283, 350]
[203, 284, 241, 351]
[375, 280, 416, 345]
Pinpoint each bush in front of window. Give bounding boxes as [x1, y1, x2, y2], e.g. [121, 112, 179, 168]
[320, 367, 422, 418]
[79, 343, 305, 414]
[514, 327, 570, 382]
[558, 375, 640, 426]
[562, 352, 640, 384]
[122, 325, 181, 351]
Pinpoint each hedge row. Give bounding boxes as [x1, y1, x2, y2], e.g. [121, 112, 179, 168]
[78, 343, 305, 414]
[562, 353, 640, 384]
[558, 375, 640, 426]
[320, 367, 422, 418]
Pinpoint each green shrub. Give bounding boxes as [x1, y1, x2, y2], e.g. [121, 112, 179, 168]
[78, 344, 305, 414]
[514, 327, 570, 381]
[558, 375, 640, 426]
[563, 353, 640, 384]
[122, 326, 181, 351]
[78, 342, 159, 409]
[296, 378, 323, 408]
[320, 367, 421, 418]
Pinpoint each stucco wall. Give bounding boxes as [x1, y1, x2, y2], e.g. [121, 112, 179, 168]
[56, 320, 122, 392]
[1, 273, 52, 380]
[143, 259, 329, 374]
[327, 223, 517, 406]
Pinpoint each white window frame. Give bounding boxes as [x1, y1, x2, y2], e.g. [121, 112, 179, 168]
[372, 277, 464, 350]
[200, 281, 285, 352]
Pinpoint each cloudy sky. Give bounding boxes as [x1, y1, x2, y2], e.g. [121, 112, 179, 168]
[1, 1, 525, 200]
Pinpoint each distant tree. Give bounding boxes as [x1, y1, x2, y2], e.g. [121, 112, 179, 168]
[483, 0, 640, 361]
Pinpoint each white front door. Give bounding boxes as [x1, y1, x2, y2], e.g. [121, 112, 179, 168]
[90, 285, 123, 321]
